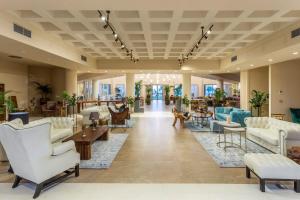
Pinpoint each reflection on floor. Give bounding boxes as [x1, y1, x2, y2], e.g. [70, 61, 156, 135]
[144, 100, 173, 112]
[0, 183, 298, 200]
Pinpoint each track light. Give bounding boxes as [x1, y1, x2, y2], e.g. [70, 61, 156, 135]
[98, 10, 139, 63]
[178, 24, 213, 66]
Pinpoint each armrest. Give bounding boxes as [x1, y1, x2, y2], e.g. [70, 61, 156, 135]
[52, 141, 75, 156]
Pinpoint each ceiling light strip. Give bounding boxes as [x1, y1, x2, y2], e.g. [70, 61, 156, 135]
[178, 25, 213, 66]
[98, 10, 139, 63]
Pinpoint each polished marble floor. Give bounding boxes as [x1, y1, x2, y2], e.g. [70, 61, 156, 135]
[0, 100, 254, 184]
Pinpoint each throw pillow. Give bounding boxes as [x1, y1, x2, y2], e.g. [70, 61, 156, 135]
[223, 107, 232, 114]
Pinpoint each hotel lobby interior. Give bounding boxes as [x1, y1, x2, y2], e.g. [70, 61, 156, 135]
[1, 0, 300, 199]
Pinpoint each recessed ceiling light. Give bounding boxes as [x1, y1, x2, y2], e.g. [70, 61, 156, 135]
[268, 58, 273, 62]
[209, 70, 213, 73]
[250, 64, 254, 67]
[104, 70, 108, 73]
[293, 52, 299, 55]
[226, 70, 230, 72]
[87, 71, 91, 73]
[122, 70, 125, 72]
[139, 70, 143, 72]
[236, 67, 240, 70]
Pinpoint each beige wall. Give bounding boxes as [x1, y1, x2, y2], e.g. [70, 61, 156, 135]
[270, 59, 300, 121]
[240, 66, 269, 115]
[0, 60, 28, 107]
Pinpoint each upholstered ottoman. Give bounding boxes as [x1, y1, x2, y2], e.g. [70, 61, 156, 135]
[244, 153, 300, 192]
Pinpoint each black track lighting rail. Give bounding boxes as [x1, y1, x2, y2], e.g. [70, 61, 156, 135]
[178, 25, 213, 66]
[98, 10, 139, 63]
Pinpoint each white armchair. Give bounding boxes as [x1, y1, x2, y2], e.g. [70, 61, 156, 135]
[0, 119, 80, 199]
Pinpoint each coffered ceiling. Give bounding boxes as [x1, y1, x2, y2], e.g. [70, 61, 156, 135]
[8, 9, 300, 61]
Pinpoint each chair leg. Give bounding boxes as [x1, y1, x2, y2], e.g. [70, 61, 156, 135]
[33, 183, 43, 199]
[12, 175, 22, 188]
[75, 164, 80, 177]
[295, 180, 300, 193]
[246, 166, 251, 178]
[260, 179, 265, 192]
[8, 165, 14, 174]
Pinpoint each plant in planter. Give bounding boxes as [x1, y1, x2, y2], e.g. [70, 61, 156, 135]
[182, 94, 190, 112]
[134, 80, 143, 112]
[164, 85, 170, 105]
[127, 96, 135, 112]
[0, 91, 15, 114]
[33, 82, 52, 105]
[61, 91, 77, 117]
[145, 85, 152, 105]
[174, 84, 182, 111]
[249, 90, 269, 117]
[214, 88, 226, 107]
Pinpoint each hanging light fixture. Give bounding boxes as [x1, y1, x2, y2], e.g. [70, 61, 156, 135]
[98, 10, 139, 63]
[178, 24, 213, 66]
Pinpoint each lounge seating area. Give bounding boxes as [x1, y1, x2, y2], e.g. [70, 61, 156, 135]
[2, 2, 300, 199]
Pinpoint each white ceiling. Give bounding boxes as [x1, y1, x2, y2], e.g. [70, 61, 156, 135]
[8, 9, 300, 61]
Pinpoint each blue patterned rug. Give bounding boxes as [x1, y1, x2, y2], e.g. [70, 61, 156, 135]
[80, 134, 128, 169]
[193, 132, 272, 168]
[185, 121, 211, 132]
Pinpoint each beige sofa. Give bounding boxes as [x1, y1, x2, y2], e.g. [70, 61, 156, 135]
[81, 105, 111, 126]
[245, 117, 300, 155]
[0, 117, 74, 161]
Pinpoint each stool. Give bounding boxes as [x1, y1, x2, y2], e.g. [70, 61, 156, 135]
[244, 153, 300, 192]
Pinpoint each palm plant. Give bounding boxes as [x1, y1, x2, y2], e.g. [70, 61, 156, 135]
[249, 90, 269, 117]
[33, 82, 52, 99]
[134, 80, 142, 100]
[0, 91, 15, 114]
[214, 88, 226, 107]
[164, 85, 170, 105]
[145, 85, 152, 105]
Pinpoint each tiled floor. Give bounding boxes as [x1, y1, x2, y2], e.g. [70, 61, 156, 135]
[0, 100, 254, 184]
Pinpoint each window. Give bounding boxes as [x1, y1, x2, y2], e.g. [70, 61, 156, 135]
[115, 84, 125, 98]
[204, 84, 217, 97]
[100, 84, 111, 97]
[191, 84, 198, 99]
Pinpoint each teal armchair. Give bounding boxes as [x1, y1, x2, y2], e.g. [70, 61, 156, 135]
[290, 108, 300, 124]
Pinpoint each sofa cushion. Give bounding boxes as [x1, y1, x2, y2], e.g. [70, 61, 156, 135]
[223, 107, 233, 114]
[51, 128, 72, 143]
[247, 128, 279, 146]
[216, 113, 227, 121]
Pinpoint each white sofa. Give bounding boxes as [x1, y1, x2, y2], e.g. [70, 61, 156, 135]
[0, 117, 74, 161]
[245, 117, 300, 155]
[0, 118, 80, 198]
[81, 105, 110, 126]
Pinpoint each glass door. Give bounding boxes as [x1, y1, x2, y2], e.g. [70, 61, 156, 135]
[152, 85, 163, 100]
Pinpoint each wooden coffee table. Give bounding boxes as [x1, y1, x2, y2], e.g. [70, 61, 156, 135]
[64, 126, 109, 160]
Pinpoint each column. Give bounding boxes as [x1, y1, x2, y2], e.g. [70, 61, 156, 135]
[217, 79, 224, 90]
[126, 73, 135, 97]
[65, 69, 77, 95]
[240, 71, 249, 110]
[182, 73, 191, 98]
[92, 79, 99, 99]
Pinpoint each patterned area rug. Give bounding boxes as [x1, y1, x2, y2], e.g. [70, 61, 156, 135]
[185, 121, 211, 132]
[108, 119, 135, 128]
[193, 132, 272, 168]
[80, 134, 128, 169]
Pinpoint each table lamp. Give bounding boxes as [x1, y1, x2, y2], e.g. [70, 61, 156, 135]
[89, 112, 99, 131]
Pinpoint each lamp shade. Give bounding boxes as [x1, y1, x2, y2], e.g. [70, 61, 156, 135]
[89, 112, 99, 120]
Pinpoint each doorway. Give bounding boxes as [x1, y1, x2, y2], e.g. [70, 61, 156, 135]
[152, 85, 163, 100]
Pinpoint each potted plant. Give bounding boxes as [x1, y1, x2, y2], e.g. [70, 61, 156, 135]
[164, 85, 170, 105]
[61, 91, 77, 117]
[33, 82, 52, 105]
[127, 96, 135, 112]
[134, 80, 142, 112]
[0, 91, 15, 120]
[145, 85, 151, 105]
[182, 94, 190, 112]
[249, 90, 269, 117]
[214, 88, 226, 107]
[174, 84, 182, 111]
